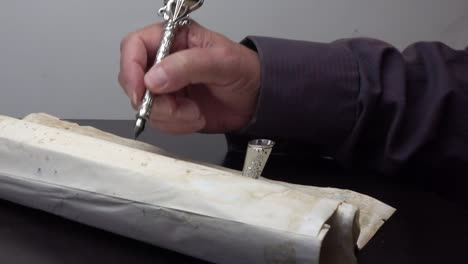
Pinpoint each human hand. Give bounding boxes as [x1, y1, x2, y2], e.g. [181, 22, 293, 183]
[119, 21, 260, 134]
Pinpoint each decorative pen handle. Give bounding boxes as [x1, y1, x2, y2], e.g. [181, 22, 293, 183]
[138, 23, 176, 121]
[134, 0, 204, 138]
[156, 22, 177, 64]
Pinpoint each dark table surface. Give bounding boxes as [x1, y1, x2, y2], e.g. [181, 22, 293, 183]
[1, 120, 467, 264]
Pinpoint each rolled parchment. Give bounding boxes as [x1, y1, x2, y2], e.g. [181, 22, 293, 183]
[0, 114, 395, 264]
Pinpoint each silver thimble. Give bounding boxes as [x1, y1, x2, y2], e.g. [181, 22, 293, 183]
[242, 139, 275, 179]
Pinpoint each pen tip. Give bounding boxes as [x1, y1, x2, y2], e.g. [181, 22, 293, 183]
[134, 118, 146, 140]
[134, 126, 143, 140]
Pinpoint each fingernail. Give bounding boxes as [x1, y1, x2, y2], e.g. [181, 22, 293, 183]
[123, 81, 132, 99]
[132, 92, 138, 108]
[145, 67, 168, 91]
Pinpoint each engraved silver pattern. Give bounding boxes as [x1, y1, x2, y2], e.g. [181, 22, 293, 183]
[242, 139, 275, 179]
[134, 0, 204, 137]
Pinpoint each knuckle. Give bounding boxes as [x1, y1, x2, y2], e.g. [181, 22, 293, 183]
[187, 26, 214, 48]
[120, 32, 137, 52]
[187, 27, 201, 46]
[214, 46, 241, 75]
[218, 46, 239, 65]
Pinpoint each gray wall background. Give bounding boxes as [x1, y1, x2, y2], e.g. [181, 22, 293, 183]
[1, 0, 467, 120]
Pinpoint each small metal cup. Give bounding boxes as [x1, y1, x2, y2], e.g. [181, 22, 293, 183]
[242, 139, 275, 179]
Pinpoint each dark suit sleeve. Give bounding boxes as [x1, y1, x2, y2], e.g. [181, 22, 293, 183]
[228, 36, 468, 175]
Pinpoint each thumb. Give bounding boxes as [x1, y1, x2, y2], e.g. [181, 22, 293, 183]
[144, 46, 241, 94]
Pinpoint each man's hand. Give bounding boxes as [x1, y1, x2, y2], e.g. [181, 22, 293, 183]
[119, 21, 260, 134]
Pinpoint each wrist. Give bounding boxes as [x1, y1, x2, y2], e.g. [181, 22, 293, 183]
[235, 44, 261, 132]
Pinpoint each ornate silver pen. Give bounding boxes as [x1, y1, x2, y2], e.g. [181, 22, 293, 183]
[134, 0, 204, 139]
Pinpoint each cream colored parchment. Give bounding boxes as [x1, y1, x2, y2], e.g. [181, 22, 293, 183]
[0, 113, 396, 263]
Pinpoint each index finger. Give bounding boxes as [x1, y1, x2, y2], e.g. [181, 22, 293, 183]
[118, 23, 165, 106]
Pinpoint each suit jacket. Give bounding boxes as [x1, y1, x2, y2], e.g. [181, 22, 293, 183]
[226, 36, 468, 202]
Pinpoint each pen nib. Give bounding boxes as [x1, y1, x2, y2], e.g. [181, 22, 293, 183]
[134, 118, 146, 140]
